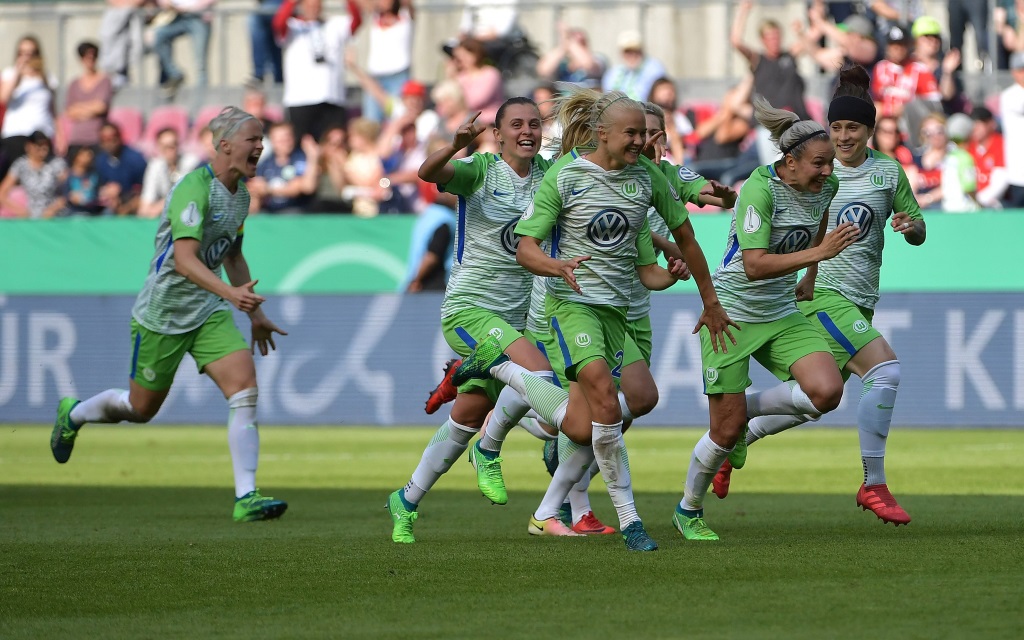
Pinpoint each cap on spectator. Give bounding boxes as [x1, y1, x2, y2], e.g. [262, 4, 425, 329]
[886, 24, 913, 45]
[946, 113, 973, 142]
[911, 16, 942, 38]
[1011, 51, 1024, 70]
[839, 15, 875, 39]
[617, 30, 643, 52]
[401, 80, 427, 98]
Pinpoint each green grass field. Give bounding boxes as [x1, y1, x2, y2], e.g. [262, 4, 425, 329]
[3, 425, 1023, 639]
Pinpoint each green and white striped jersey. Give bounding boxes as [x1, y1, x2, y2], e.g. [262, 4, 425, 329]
[818, 149, 923, 309]
[516, 150, 687, 308]
[626, 162, 708, 322]
[132, 165, 249, 334]
[713, 165, 839, 323]
[439, 152, 553, 328]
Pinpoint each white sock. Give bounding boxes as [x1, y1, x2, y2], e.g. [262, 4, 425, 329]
[617, 392, 634, 422]
[747, 414, 814, 444]
[858, 360, 900, 486]
[592, 421, 638, 529]
[568, 461, 600, 524]
[479, 376, 548, 452]
[69, 389, 144, 425]
[746, 381, 823, 419]
[404, 417, 477, 506]
[680, 431, 731, 512]
[490, 360, 569, 429]
[534, 433, 594, 520]
[227, 388, 260, 499]
[518, 415, 558, 441]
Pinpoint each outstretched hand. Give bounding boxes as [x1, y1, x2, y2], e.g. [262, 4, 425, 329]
[693, 302, 740, 354]
[251, 313, 288, 357]
[453, 111, 487, 151]
[702, 179, 738, 209]
[559, 256, 591, 294]
[641, 130, 666, 161]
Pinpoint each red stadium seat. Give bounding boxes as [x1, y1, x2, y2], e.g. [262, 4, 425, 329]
[139, 105, 190, 157]
[107, 106, 144, 147]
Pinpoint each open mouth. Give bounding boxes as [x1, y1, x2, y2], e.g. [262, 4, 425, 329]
[836, 143, 855, 153]
[516, 139, 536, 150]
[246, 152, 261, 170]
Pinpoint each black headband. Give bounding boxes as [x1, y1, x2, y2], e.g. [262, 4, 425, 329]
[827, 96, 877, 128]
[780, 128, 826, 155]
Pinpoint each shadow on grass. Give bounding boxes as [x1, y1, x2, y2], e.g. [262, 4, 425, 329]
[3, 486, 1023, 640]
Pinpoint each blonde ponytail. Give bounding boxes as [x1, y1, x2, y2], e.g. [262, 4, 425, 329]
[752, 94, 826, 158]
[550, 84, 646, 157]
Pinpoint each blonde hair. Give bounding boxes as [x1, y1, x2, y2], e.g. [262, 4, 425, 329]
[752, 94, 826, 158]
[642, 101, 666, 131]
[551, 84, 645, 157]
[210, 106, 257, 150]
[349, 117, 381, 141]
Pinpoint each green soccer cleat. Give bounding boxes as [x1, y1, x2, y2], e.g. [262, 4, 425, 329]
[557, 502, 572, 528]
[451, 335, 509, 387]
[542, 438, 559, 477]
[672, 507, 720, 541]
[233, 490, 288, 522]
[50, 397, 81, 464]
[386, 489, 419, 543]
[622, 521, 659, 551]
[728, 423, 749, 469]
[468, 442, 508, 505]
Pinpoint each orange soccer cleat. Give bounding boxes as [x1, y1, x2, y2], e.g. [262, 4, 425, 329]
[712, 459, 734, 499]
[856, 483, 912, 526]
[424, 358, 462, 414]
[572, 511, 616, 535]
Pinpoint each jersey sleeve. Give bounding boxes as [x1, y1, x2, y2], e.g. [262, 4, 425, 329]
[735, 175, 774, 250]
[634, 217, 657, 266]
[664, 162, 709, 206]
[515, 165, 562, 240]
[893, 163, 924, 220]
[643, 158, 688, 230]
[440, 152, 490, 196]
[167, 175, 211, 242]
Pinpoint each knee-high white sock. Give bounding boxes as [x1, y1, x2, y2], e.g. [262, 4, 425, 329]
[69, 389, 145, 425]
[490, 361, 569, 429]
[746, 381, 823, 419]
[227, 388, 260, 499]
[680, 431, 732, 513]
[747, 414, 815, 444]
[404, 417, 477, 506]
[479, 374, 551, 452]
[535, 433, 594, 519]
[617, 392, 634, 422]
[568, 460, 600, 524]
[592, 421, 638, 529]
[858, 360, 900, 486]
[518, 415, 558, 441]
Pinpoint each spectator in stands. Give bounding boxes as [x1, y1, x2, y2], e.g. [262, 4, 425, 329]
[688, 77, 758, 187]
[731, 1, 810, 120]
[138, 128, 201, 218]
[63, 146, 103, 216]
[941, 113, 980, 212]
[193, 126, 216, 164]
[967, 107, 1008, 208]
[0, 131, 66, 218]
[95, 121, 148, 216]
[99, 0, 145, 90]
[62, 42, 114, 160]
[1000, 52, 1024, 207]
[948, 0, 989, 64]
[345, 50, 438, 144]
[646, 77, 692, 163]
[274, 0, 362, 141]
[870, 114, 918, 185]
[249, 0, 285, 85]
[447, 38, 503, 125]
[457, 0, 518, 50]
[344, 117, 387, 217]
[994, 0, 1024, 70]
[248, 121, 319, 213]
[380, 120, 426, 213]
[872, 23, 942, 148]
[1, 37, 56, 181]
[602, 30, 666, 102]
[867, 1, 924, 33]
[310, 124, 350, 213]
[153, 0, 217, 98]
[535, 23, 606, 89]
[533, 83, 559, 157]
[911, 16, 967, 115]
[362, 0, 415, 123]
[430, 80, 470, 142]
[404, 182, 456, 292]
[799, 8, 879, 76]
[914, 112, 948, 210]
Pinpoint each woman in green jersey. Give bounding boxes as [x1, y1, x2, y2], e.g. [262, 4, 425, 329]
[672, 95, 862, 542]
[715, 65, 926, 527]
[51, 107, 289, 523]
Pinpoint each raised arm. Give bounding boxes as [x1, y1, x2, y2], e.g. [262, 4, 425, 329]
[730, 0, 758, 65]
[417, 111, 485, 185]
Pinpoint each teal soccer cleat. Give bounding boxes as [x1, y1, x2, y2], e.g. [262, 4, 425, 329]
[451, 336, 508, 387]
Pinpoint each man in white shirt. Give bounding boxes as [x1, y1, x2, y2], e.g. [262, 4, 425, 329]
[1000, 52, 1024, 207]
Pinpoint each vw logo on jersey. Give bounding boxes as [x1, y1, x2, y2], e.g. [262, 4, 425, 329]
[776, 227, 812, 254]
[837, 201, 874, 241]
[205, 236, 233, 267]
[500, 217, 521, 255]
[587, 209, 630, 247]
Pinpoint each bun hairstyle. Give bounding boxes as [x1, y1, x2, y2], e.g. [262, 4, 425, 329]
[752, 94, 827, 158]
[551, 84, 645, 157]
[828, 63, 876, 127]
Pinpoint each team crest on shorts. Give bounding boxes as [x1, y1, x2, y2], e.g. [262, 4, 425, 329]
[852, 320, 869, 334]
[488, 327, 504, 340]
[142, 368, 157, 382]
[575, 333, 592, 347]
[704, 367, 719, 383]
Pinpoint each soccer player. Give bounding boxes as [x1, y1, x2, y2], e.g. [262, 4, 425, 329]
[714, 65, 926, 526]
[385, 98, 559, 544]
[672, 95, 862, 542]
[50, 107, 289, 523]
[453, 87, 736, 551]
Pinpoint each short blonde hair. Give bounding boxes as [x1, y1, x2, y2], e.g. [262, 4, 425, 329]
[210, 106, 258, 150]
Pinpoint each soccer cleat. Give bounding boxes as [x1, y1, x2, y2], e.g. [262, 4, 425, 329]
[573, 511, 616, 535]
[727, 423, 749, 469]
[542, 438, 559, 477]
[386, 489, 419, 543]
[425, 358, 461, 414]
[856, 483, 912, 526]
[468, 441, 508, 505]
[451, 335, 508, 387]
[233, 490, 288, 522]
[712, 459, 734, 499]
[50, 397, 81, 464]
[621, 521, 658, 551]
[557, 502, 572, 528]
[672, 507, 720, 541]
[528, 515, 583, 536]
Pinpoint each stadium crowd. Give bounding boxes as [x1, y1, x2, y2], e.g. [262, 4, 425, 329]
[1, 0, 1022, 226]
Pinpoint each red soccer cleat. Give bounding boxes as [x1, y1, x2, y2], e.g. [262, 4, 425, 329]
[856, 483, 912, 526]
[571, 511, 615, 535]
[712, 459, 733, 499]
[424, 358, 462, 414]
